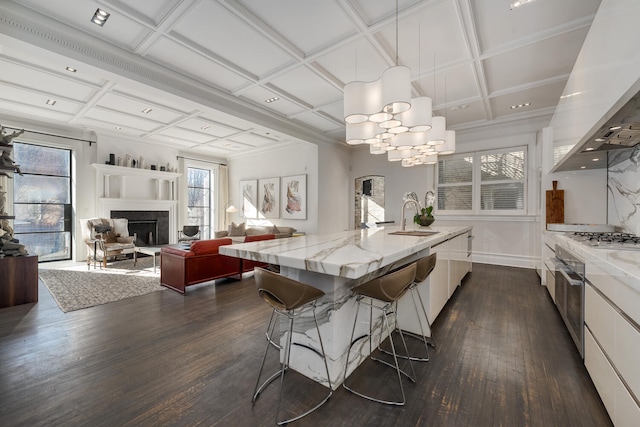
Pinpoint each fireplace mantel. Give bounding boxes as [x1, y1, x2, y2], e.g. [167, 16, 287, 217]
[93, 164, 182, 243]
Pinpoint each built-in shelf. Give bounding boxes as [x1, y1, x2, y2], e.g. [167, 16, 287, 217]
[92, 163, 181, 201]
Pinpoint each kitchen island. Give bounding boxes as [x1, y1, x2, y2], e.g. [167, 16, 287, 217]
[221, 224, 472, 389]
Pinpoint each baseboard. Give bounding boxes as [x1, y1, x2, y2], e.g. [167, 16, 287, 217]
[471, 252, 538, 269]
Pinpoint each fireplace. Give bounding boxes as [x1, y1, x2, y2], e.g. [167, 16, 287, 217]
[111, 210, 169, 246]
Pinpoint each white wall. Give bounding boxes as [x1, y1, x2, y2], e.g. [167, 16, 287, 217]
[227, 141, 320, 234]
[318, 142, 350, 233]
[350, 120, 546, 269]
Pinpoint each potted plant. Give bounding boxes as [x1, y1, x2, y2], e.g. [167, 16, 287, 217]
[414, 205, 434, 226]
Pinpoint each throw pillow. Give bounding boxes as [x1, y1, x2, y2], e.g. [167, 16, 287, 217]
[103, 230, 118, 243]
[228, 222, 245, 237]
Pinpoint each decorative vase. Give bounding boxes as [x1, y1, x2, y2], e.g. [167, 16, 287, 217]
[418, 215, 435, 227]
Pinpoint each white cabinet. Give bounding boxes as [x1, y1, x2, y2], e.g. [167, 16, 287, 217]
[584, 263, 640, 426]
[429, 238, 450, 321]
[542, 241, 556, 302]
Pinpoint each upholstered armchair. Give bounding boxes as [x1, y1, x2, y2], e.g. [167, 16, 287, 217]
[79, 218, 136, 269]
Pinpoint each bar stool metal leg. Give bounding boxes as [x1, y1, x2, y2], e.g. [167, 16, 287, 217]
[343, 295, 416, 406]
[252, 301, 332, 425]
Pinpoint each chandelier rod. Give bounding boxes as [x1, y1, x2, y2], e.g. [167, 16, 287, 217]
[395, 0, 399, 66]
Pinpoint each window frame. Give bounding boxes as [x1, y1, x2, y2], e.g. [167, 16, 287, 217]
[186, 166, 212, 239]
[436, 146, 528, 216]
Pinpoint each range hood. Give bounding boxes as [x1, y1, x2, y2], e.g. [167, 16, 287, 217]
[553, 89, 640, 172]
[580, 91, 640, 153]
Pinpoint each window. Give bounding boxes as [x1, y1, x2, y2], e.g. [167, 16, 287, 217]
[437, 147, 526, 214]
[12, 143, 72, 261]
[186, 167, 211, 238]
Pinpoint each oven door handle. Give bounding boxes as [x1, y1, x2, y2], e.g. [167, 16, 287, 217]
[557, 264, 584, 286]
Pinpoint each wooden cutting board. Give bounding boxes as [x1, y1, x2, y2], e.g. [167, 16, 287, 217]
[546, 180, 564, 226]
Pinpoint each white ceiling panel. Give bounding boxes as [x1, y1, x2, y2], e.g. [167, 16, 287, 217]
[105, 0, 180, 26]
[491, 80, 568, 119]
[269, 66, 342, 109]
[484, 28, 589, 94]
[293, 111, 342, 133]
[349, 0, 426, 26]
[0, 99, 75, 122]
[236, 0, 356, 55]
[171, 1, 294, 77]
[177, 118, 239, 138]
[0, 84, 82, 114]
[240, 86, 305, 117]
[384, 1, 470, 70]
[441, 101, 487, 127]
[76, 117, 146, 136]
[473, 0, 601, 53]
[415, 63, 480, 106]
[0, 58, 98, 101]
[96, 93, 183, 124]
[84, 107, 161, 132]
[144, 37, 252, 92]
[228, 132, 278, 147]
[155, 126, 214, 144]
[313, 38, 391, 84]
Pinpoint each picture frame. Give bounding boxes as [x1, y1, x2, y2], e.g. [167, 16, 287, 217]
[239, 179, 257, 219]
[258, 177, 280, 219]
[281, 174, 306, 220]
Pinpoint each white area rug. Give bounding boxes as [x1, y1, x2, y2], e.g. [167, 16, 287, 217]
[39, 256, 164, 313]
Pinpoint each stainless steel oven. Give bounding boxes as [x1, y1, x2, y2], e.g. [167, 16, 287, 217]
[554, 245, 585, 357]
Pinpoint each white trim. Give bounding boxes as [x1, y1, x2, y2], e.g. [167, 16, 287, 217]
[472, 252, 539, 270]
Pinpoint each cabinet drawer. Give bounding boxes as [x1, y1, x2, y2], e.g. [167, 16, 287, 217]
[587, 260, 640, 326]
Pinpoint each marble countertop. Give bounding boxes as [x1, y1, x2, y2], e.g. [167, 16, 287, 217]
[220, 225, 472, 279]
[545, 231, 640, 294]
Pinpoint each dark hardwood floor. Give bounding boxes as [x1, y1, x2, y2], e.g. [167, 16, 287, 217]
[0, 263, 611, 426]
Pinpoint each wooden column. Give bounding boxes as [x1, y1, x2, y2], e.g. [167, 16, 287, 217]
[0, 254, 38, 308]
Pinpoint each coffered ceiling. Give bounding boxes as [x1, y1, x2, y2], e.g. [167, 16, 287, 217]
[0, 0, 602, 159]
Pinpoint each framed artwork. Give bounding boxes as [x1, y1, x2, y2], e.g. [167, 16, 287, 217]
[239, 179, 257, 218]
[258, 177, 280, 219]
[281, 174, 306, 220]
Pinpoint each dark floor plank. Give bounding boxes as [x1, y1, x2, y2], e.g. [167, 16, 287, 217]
[0, 264, 611, 426]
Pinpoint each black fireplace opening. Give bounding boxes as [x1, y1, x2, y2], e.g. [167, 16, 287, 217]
[111, 210, 170, 246]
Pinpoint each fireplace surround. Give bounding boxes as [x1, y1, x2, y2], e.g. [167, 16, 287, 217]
[111, 210, 169, 246]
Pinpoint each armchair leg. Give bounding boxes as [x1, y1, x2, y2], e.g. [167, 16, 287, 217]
[103, 257, 108, 269]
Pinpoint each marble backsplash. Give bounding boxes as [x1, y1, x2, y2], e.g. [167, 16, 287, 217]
[608, 146, 640, 235]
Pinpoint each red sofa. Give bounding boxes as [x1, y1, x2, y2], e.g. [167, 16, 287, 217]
[160, 238, 241, 294]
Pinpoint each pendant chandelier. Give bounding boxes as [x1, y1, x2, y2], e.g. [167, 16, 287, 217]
[343, 2, 455, 167]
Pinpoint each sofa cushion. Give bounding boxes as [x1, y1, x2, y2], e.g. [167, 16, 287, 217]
[228, 222, 245, 237]
[191, 238, 233, 255]
[244, 234, 275, 243]
[245, 226, 270, 236]
[112, 218, 130, 237]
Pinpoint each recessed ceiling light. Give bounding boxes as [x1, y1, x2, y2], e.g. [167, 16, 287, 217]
[585, 147, 595, 151]
[595, 138, 605, 142]
[201, 125, 211, 130]
[265, 97, 279, 103]
[510, 102, 531, 109]
[592, 158, 599, 162]
[580, 166, 586, 169]
[115, 126, 122, 130]
[46, 99, 56, 105]
[65, 66, 77, 73]
[609, 126, 622, 131]
[142, 108, 152, 114]
[510, 0, 537, 10]
[91, 8, 110, 26]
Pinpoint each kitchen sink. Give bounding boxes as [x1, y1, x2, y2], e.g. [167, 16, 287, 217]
[388, 230, 440, 237]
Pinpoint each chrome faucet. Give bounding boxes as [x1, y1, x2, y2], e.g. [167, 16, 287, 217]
[401, 199, 421, 231]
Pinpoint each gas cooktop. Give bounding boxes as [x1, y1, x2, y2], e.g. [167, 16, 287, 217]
[569, 231, 640, 250]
